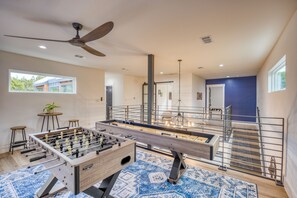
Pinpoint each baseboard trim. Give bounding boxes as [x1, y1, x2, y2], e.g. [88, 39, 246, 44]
[0, 145, 9, 154]
[284, 179, 297, 198]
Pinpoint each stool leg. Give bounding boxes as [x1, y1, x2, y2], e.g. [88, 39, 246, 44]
[23, 129, 27, 141]
[77, 120, 79, 127]
[9, 130, 14, 152]
[52, 116, 55, 130]
[47, 115, 49, 131]
[21, 129, 25, 140]
[11, 130, 16, 154]
[55, 116, 60, 128]
[22, 129, 27, 149]
[41, 116, 46, 131]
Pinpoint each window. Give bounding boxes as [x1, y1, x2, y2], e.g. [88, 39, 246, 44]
[9, 70, 76, 94]
[268, 55, 286, 93]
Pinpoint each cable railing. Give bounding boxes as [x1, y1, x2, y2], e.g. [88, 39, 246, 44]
[107, 104, 285, 185]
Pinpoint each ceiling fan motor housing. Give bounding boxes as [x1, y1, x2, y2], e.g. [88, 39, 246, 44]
[72, 22, 83, 31]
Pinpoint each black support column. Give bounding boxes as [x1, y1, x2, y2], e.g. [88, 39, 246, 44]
[147, 54, 154, 125]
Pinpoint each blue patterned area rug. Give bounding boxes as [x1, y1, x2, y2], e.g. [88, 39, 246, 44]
[0, 150, 258, 198]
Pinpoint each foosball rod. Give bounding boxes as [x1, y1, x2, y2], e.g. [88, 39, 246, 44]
[23, 142, 46, 151]
[62, 138, 116, 155]
[43, 131, 84, 141]
[65, 143, 103, 157]
[25, 150, 47, 157]
[46, 135, 112, 151]
[44, 129, 105, 144]
[43, 132, 92, 145]
[20, 148, 37, 154]
[27, 157, 59, 168]
[42, 129, 87, 141]
[64, 141, 118, 158]
[34, 161, 66, 175]
[45, 131, 95, 145]
[23, 142, 39, 149]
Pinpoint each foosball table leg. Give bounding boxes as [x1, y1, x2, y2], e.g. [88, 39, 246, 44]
[167, 151, 187, 184]
[35, 174, 65, 197]
[84, 170, 121, 198]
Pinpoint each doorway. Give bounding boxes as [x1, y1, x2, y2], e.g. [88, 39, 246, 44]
[156, 82, 173, 109]
[206, 84, 225, 119]
[106, 86, 112, 120]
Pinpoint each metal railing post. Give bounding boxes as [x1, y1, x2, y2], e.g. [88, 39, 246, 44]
[124, 106, 127, 121]
[276, 118, 285, 186]
[257, 107, 266, 177]
[109, 106, 113, 120]
[219, 112, 227, 171]
[141, 105, 144, 123]
[126, 105, 129, 121]
[155, 105, 158, 122]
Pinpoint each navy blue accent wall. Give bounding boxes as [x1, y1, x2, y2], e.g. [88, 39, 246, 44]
[206, 76, 257, 122]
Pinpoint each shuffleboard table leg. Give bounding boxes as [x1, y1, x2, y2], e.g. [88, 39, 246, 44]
[84, 170, 121, 198]
[167, 151, 187, 184]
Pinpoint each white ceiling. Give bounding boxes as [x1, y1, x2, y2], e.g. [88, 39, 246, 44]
[0, 0, 296, 79]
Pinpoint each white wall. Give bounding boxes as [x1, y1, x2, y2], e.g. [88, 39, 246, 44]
[105, 73, 124, 106]
[192, 74, 206, 107]
[0, 51, 105, 153]
[155, 73, 205, 108]
[105, 72, 144, 106]
[156, 83, 173, 108]
[257, 9, 297, 197]
[123, 75, 144, 105]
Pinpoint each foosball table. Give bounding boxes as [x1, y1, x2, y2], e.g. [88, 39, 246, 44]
[21, 127, 136, 198]
[96, 120, 220, 184]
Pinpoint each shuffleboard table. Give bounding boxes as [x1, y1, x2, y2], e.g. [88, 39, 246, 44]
[96, 120, 220, 184]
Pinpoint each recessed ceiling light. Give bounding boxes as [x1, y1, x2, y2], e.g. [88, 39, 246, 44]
[39, 45, 47, 49]
[75, 54, 85, 59]
[122, 68, 127, 71]
[226, 76, 230, 78]
[160, 72, 164, 74]
[219, 64, 224, 67]
[201, 35, 212, 44]
[197, 67, 204, 69]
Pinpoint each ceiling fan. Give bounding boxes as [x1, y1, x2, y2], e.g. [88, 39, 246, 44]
[4, 21, 114, 57]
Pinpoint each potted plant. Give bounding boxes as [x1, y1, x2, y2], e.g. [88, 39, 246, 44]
[43, 102, 60, 113]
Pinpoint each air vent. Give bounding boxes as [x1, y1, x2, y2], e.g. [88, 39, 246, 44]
[201, 36, 212, 44]
[75, 54, 84, 58]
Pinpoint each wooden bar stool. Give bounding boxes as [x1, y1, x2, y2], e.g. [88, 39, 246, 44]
[68, 119, 79, 127]
[9, 126, 27, 154]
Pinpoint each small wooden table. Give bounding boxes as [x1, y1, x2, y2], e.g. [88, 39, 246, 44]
[37, 112, 63, 131]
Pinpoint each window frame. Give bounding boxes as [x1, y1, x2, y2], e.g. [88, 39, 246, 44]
[268, 55, 286, 93]
[8, 69, 77, 94]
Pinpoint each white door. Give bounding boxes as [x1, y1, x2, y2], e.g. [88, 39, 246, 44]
[206, 84, 225, 118]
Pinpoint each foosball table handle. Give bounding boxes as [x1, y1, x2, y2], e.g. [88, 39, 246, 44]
[30, 155, 46, 162]
[20, 148, 36, 154]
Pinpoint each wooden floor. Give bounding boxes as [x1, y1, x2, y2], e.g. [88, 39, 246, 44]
[0, 148, 288, 198]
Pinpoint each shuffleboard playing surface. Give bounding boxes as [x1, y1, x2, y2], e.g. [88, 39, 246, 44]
[96, 120, 220, 160]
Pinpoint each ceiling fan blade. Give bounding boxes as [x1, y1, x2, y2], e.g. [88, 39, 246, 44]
[4, 35, 69, 43]
[80, 21, 114, 43]
[82, 44, 105, 56]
